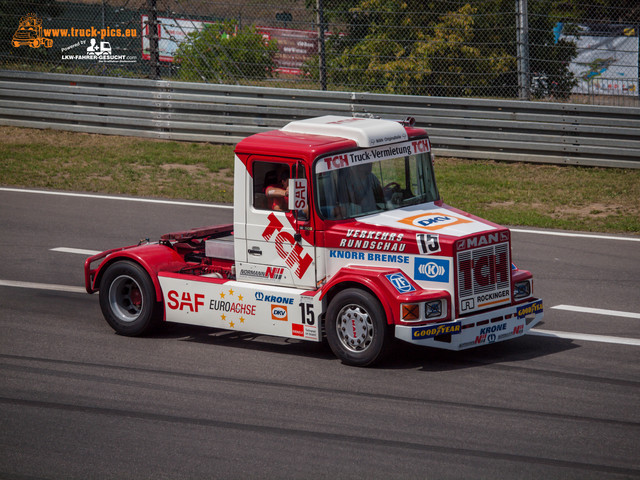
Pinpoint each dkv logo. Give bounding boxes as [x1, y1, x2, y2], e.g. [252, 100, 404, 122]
[399, 212, 472, 231]
[415, 258, 449, 283]
[271, 305, 288, 321]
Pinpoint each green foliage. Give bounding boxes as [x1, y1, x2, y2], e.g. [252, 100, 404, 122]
[530, 38, 577, 100]
[304, 0, 581, 99]
[526, 0, 578, 100]
[174, 21, 278, 83]
[306, 2, 514, 96]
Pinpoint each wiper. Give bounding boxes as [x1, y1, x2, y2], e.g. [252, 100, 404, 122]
[402, 195, 429, 207]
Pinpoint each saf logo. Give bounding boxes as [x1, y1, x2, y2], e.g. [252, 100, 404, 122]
[289, 178, 307, 210]
[167, 290, 204, 312]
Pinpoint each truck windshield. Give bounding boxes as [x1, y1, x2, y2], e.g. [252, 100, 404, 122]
[316, 149, 439, 220]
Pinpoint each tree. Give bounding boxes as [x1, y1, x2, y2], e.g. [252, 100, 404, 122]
[305, 1, 514, 96]
[174, 21, 278, 83]
[304, 0, 581, 99]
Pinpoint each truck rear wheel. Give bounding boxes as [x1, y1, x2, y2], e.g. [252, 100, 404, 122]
[326, 288, 392, 367]
[99, 261, 161, 336]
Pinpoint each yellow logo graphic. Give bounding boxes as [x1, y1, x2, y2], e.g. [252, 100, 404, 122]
[12, 13, 53, 49]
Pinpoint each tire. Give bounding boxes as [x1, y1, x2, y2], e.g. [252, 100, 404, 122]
[99, 261, 161, 336]
[325, 288, 392, 367]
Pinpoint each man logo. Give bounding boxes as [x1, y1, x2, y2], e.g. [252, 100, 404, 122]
[271, 305, 288, 321]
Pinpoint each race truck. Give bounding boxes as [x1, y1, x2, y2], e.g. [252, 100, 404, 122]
[85, 115, 543, 366]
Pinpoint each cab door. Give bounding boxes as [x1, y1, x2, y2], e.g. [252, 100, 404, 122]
[239, 157, 316, 289]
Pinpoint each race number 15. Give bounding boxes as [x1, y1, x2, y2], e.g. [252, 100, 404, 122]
[299, 302, 315, 325]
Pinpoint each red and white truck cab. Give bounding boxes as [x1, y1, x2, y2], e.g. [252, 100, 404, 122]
[85, 115, 543, 366]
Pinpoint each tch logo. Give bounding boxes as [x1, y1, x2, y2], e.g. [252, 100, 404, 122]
[262, 213, 313, 278]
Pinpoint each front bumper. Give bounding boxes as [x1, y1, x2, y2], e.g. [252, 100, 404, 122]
[395, 298, 543, 351]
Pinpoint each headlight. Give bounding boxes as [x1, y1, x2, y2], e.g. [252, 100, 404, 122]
[401, 299, 446, 323]
[402, 303, 420, 321]
[425, 300, 442, 318]
[514, 280, 531, 299]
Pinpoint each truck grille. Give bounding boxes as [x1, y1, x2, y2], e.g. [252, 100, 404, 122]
[457, 242, 511, 315]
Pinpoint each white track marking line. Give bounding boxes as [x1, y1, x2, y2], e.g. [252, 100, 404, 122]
[2, 279, 639, 346]
[510, 228, 640, 242]
[50, 247, 101, 256]
[1, 189, 638, 240]
[551, 305, 640, 319]
[529, 329, 640, 346]
[0, 187, 233, 209]
[0, 279, 85, 294]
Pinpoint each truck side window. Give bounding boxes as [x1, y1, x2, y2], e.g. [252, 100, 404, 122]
[252, 161, 291, 211]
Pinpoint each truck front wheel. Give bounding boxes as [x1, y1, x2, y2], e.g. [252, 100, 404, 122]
[99, 261, 161, 336]
[326, 289, 392, 367]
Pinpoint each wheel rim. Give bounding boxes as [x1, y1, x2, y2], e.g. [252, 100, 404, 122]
[108, 275, 144, 323]
[335, 303, 374, 353]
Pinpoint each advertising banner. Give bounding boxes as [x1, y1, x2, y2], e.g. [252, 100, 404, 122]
[564, 33, 639, 96]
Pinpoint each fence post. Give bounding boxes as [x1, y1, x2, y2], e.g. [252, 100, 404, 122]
[147, 0, 160, 80]
[317, 0, 327, 91]
[516, 0, 530, 100]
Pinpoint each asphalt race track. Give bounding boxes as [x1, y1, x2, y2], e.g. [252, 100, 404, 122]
[1, 187, 639, 479]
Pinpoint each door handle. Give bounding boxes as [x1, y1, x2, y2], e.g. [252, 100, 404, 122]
[248, 247, 262, 256]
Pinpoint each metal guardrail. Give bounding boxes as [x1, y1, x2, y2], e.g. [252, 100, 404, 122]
[1, 70, 639, 168]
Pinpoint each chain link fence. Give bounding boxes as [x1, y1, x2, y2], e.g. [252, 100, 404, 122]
[1, 0, 638, 105]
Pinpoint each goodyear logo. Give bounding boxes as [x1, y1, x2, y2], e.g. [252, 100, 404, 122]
[412, 321, 462, 339]
[517, 299, 543, 319]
